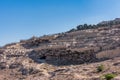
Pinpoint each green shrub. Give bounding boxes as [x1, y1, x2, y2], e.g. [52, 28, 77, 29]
[104, 73, 116, 80]
[97, 64, 104, 72]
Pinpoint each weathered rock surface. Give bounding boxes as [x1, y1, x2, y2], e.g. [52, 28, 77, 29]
[29, 48, 96, 65]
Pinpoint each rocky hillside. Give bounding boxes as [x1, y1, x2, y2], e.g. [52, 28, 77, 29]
[1, 18, 120, 80]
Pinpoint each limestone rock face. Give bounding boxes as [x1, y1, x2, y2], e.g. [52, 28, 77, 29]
[29, 48, 96, 65]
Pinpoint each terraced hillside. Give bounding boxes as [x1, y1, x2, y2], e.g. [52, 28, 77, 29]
[1, 18, 120, 80]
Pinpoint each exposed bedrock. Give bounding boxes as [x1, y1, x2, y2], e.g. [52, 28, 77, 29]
[28, 48, 97, 65]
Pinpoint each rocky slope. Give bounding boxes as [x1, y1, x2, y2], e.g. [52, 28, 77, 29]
[1, 18, 120, 80]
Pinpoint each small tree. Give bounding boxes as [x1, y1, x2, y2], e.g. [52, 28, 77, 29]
[68, 28, 76, 32]
[76, 25, 83, 30]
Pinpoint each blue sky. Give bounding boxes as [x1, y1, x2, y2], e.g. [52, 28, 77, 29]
[0, 0, 120, 46]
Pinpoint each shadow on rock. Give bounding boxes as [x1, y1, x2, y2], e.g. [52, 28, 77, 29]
[28, 48, 98, 66]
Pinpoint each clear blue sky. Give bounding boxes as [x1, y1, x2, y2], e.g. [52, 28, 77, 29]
[0, 0, 120, 46]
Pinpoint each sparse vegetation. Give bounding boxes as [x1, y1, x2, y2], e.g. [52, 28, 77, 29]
[67, 18, 120, 33]
[97, 64, 104, 72]
[104, 73, 116, 80]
